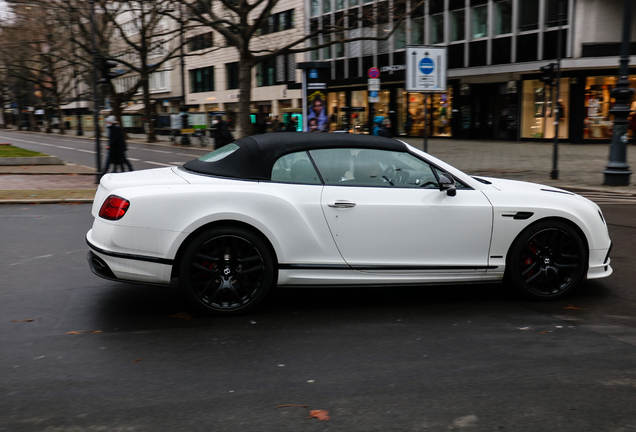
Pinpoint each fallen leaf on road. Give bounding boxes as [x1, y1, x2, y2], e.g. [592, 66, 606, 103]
[168, 313, 194, 320]
[67, 330, 102, 334]
[278, 404, 309, 408]
[11, 319, 34, 322]
[308, 410, 330, 421]
[133, 358, 142, 363]
[537, 331, 549, 334]
[563, 304, 587, 310]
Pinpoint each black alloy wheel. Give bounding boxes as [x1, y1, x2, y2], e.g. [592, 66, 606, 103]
[180, 226, 276, 315]
[508, 220, 587, 300]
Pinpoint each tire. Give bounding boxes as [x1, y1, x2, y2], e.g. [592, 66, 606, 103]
[179, 226, 276, 315]
[507, 220, 587, 300]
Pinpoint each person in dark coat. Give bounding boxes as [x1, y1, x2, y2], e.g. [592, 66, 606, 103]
[104, 116, 133, 173]
[212, 115, 233, 149]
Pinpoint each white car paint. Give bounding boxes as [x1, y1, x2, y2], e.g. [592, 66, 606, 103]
[86, 143, 612, 290]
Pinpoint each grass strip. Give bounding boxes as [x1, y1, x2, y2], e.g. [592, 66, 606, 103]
[0, 145, 48, 158]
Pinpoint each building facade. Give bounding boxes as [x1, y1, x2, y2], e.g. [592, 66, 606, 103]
[307, 0, 636, 142]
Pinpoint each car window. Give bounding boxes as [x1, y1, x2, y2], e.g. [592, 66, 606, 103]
[271, 151, 322, 184]
[310, 148, 441, 188]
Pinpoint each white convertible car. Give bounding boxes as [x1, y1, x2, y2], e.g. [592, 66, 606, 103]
[87, 133, 612, 315]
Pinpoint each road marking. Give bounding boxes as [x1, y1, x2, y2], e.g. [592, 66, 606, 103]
[77, 149, 95, 154]
[57, 146, 74, 150]
[128, 157, 141, 161]
[579, 191, 636, 205]
[144, 161, 173, 166]
[171, 162, 186, 165]
[146, 149, 171, 154]
[177, 153, 198, 157]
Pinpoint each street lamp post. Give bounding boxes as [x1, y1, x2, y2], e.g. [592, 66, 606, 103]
[550, 0, 565, 180]
[603, 0, 635, 186]
[90, 0, 102, 182]
[179, 3, 190, 146]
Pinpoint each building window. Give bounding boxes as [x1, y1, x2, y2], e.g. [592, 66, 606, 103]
[521, 78, 570, 139]
[450, 9, 465, 42]
[336, 0, 345, 10]
[394, 22, 406, 50]
[226, 62, 239, 90]
[257, 58, 276, 86]
[189, 67, 214, 93]
[472, 5, 488, 39]
[430, 13, 444, 44]
[545, 0, 568, 27]
[495, 0, 511, 35]
[258, 9, 295, 35]
[188, 32, 214, 52]
[323, 0, 332, 14]
[322, 33, 332, 59]
[311, 0, 320, 17]
[518, 0, 539, 32]
[411, 17, 424, 45]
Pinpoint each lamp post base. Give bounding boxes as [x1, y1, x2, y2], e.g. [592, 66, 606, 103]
[181, 135, 191, 146]
[603, 168, 632, 186]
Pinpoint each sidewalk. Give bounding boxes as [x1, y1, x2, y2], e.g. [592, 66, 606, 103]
[1, 128, 636, 204]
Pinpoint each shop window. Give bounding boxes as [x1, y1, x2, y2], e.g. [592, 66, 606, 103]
[582, 76, 636, 140]
[350, 90, 368, 133]
[516, 33, 538, 63]
[492, 37, 511, 65]
[521, 78, 569, 139]
[545, 0, 568, 27]
[472, 5, 488, 39]
[430, 14, 444, 44]
[518, 0, 539, 32]
[405, 89, 453, 138]
[469, 40, 487, 67]
[495, 0, 511, 35]
[448, 44, 464, 69]
[450, 9, 465, 42]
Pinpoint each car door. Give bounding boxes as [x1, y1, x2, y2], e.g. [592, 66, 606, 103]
[310, 148, 494, 270]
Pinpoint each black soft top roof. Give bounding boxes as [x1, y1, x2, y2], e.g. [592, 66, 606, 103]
[183, 132, 409, 180]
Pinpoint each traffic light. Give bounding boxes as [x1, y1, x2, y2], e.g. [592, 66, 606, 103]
[539, 63, 555, 85]
[100, 58, 120, 83]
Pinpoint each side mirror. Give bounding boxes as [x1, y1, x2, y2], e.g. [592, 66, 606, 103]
[438, 173, 457, 196]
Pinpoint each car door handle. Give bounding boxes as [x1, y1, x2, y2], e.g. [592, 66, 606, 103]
[328, 200, 356, 208]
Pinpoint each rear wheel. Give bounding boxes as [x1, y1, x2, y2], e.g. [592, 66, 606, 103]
[508, 220, 587, 300]
[179, 226, 276, 315]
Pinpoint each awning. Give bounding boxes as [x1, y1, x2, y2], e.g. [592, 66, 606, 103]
[123, 103, 146, 113]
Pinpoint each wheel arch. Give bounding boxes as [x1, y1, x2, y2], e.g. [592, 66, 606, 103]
[170, 219, 279, 281]
[504, 216, 590, 270]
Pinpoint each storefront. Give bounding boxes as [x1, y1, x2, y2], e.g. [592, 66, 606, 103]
[521, 78, 570, 140]
[324, 83, 455, 137]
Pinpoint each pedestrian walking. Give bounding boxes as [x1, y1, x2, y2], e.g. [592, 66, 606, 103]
[271, 115, 282, 132]
[104, 116, 133, 173]
[285, 117, 298, 132]
[212, 115, 233, 148]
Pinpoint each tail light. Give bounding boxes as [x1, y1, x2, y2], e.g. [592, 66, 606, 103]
[99, 195, 130, 220]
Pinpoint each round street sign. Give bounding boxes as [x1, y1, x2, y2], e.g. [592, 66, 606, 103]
[368, 67, 380, 78]
[419, 57, 435, 75]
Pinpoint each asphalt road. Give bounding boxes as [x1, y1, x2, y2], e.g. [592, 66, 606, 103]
[0, 130, 208, 170]
[1, 203, 636, 431]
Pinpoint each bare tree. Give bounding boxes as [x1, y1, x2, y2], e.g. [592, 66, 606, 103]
[174, 0, 421, 138]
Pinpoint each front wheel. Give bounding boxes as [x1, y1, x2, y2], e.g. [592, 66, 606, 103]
[507, 220, 587, 300]
[179, 226, 276, 315]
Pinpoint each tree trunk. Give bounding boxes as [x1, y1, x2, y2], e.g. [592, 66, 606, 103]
[45, 107, 52, 133]
[142, 77, 156, 143]
[30, 111, 40, 132]
[57, 104, 65, 135]
[237, 58, 255, 139]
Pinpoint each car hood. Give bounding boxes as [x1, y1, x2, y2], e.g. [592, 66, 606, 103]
[475, 176, 574, 195]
